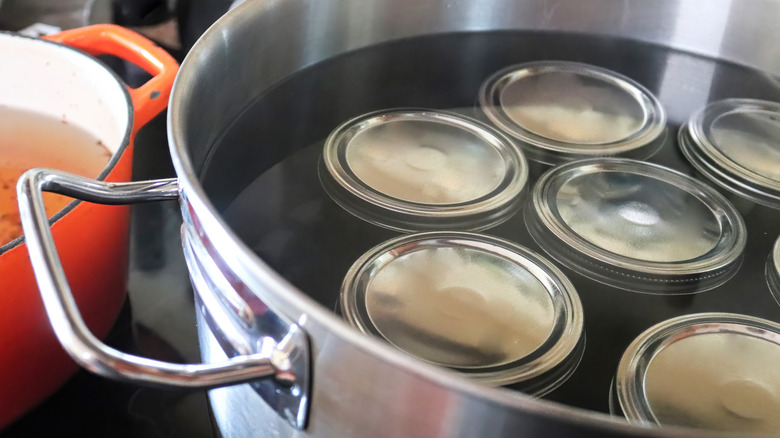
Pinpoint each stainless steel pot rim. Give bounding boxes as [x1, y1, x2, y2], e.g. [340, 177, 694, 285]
[320, 108, 529, 231]
[526, 158, 747, 282]
[680, 99, 780, 208]
[340, 231, 584, 386]
[478, 61, 666, 162]
[615, 312, 780, 428]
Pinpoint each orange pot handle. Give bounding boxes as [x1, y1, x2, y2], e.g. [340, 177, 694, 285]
[44, 24, 179, 132]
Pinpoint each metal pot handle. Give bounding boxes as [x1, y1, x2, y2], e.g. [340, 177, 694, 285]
[16, 169, 300, 390]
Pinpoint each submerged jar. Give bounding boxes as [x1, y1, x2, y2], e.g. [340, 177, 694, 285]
[340, 232, 584, 395]
[614, 313, 780, 434]
[679, 98, 780, 209]
[478, 61, 666, 164]
[319, 109, 529, 231]
[525, 158, 747, 294]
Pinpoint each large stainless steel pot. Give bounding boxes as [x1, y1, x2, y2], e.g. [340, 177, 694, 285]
[16, 0, 780, 437]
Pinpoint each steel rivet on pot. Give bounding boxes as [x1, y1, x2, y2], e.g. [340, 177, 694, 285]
[319, 109, 529, 231]
[525, 158, 747, 294]
[340, 231, 584, 393]
[478, 61, 666, 164]
[614, 313, 780, 433]
[679, 98, 780, 209]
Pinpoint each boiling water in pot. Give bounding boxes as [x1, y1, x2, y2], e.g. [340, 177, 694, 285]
[201, 32, 780, 415]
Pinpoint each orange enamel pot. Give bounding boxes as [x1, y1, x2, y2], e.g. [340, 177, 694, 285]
[0, 25, 177, 428]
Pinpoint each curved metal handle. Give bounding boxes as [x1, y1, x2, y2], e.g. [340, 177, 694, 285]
[16, 169, 295, 389]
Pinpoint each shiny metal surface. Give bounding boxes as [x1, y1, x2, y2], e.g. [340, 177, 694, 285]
[767, 237, 780, 307]
[341, 113, 506, 204]
[555, 166, 718, 262]
[526, 159, 746, 293]
[479, 62, 665, 164]
[340, 232, 582, 387]
[320, 109, 528, 231]
[181, 201, 311, 429]
[16, 169, 309, 398]
[165, 0, 780, 437]
[616, 313, 780, 433]
[679, 99, 780, 208]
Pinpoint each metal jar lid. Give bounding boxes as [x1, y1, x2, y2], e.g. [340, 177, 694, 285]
[478, 61, 666, 164]
[340, 232, 584, 390]
[525, 158, 747, 294]
[679, 99, 780, 209]
[767, 235, 780, 306]
[320, 109, 529, 231]
[615, 313, 780, 433]
[510, 331, 586, 398]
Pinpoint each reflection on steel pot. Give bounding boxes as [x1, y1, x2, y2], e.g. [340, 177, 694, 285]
[16, 0, 780, 437]
[0, 25, 177, 428]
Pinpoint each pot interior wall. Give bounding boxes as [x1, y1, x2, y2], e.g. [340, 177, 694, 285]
[0, 34, 129, 152]
[173, 0, 780, 177]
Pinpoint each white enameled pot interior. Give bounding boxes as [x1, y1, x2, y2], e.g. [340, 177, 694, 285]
[0, 33, 129, 153]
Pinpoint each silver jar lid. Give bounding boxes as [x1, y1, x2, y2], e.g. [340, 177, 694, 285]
[767, 236, 780, 306]
[525, 158, 747, 293]
[615, 313, 780, 433]
[512, 331, 586, 398]
[478, 61, 666, 164]
[320, 109, 529, 231]
[679, 99, 780, 209]
[340, 232, 584, 390]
